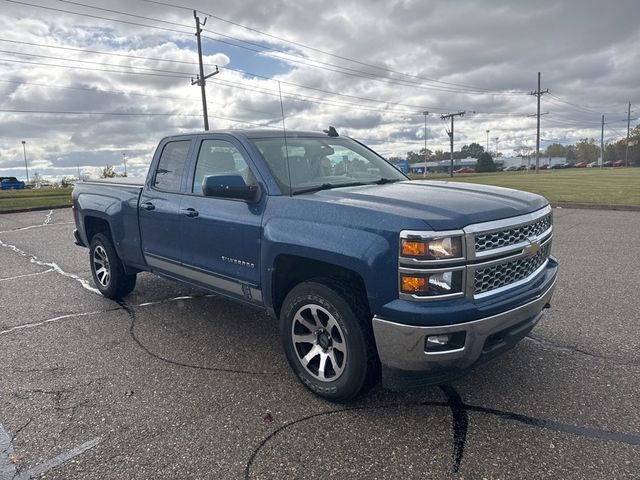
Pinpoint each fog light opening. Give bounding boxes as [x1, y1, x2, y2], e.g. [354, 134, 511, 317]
[425, 331, 466, 353]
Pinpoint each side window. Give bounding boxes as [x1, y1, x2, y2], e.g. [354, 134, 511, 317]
[192, 140, 250, 194]
[153, 140, 191, 192]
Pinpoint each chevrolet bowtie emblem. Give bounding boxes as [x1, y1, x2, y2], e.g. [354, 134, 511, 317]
[524, 238, 541, 256]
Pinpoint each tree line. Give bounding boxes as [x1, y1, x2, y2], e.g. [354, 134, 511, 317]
[393, 123, 640, 166]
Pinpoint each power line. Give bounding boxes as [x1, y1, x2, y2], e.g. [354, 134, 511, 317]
[0, 49, 196, 76]
[4, 0, 528, 97]
[0, 108, 277, 127]
[56, 0, 509, 95]
[142, 0, 529, 95]
[0, 38, 449, 112]
[0, 47, 441, 114]
[0, 79, 278, 116]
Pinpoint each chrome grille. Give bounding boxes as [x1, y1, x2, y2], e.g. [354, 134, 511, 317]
[474, 242, 551, 295]
[475, 213, 552, 253]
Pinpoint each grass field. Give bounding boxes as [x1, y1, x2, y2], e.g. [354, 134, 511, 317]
[0, 187, 73, 213]
[410, 168, 640, 206]
[1, 168, 638, 212]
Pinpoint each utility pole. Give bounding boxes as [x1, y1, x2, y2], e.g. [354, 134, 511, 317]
[192, 10, 219, 131]
[530, 72, 549, 174]
[625, 102, 631, 167]
[423, 111, 429, 177]
[494, 137, 499, 155]
[486, 129, 490, 153]
[21, 140, 29, 185]
[441, 111, 465, 177]
[122, 153, 127, 177]
[601, 114, 605, 168]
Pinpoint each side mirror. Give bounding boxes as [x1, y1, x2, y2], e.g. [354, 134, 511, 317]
[202, 175, 258, 201]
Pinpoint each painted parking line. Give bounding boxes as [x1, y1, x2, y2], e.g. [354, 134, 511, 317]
[0, 269, 54, 282]
[0, 422, 103, 480]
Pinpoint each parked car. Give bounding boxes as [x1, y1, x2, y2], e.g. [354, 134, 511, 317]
[0, 176, 26, 190]
[613, 160, 625, 167]
[550, 163, 566, 169]
[454, 167, 475, 174]
[503, 165, 519, 171]
[602, 161, 613, 167]
[72, 129, 558, 401]
[539, 164, 550, 170]
[575, 162, 588, 168]
[587, 161, 599, 168]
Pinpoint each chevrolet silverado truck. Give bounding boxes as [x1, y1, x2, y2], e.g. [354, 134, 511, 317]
[72, 129, 558, 401]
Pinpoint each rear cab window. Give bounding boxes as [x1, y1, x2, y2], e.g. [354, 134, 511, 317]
[153, 140, 192, 192]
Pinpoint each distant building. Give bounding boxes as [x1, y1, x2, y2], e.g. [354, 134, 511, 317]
[500, 156, 567, 168]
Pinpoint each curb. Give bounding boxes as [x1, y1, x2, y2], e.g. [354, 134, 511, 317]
[551, 202, 640, 212]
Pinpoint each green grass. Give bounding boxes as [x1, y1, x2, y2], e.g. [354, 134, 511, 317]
[0, 187, 73, 213]
[410, 168, 640, 206]
[2, 168, 638, 211]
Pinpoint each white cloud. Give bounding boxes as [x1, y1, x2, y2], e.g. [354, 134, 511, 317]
[0, 0, 638, 181]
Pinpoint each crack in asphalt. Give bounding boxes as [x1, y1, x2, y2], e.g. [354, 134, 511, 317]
[243, 385, 640, 478]
[118, 300, 278, 377]
[4, 212, 640, 476]
[0, 270, 54, 282]
[439, 385, 468, 473]
[525, 334, 640, 367]
[0, 239, 100, 294]
[0, 309, 120, 336]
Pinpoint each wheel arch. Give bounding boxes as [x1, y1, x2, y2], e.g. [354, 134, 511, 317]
[270, 254, 370, 319]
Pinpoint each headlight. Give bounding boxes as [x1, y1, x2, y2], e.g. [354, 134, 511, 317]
[401, 236, 463, 260]
[400, 270, 463, 296]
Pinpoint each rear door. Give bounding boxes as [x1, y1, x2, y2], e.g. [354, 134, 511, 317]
[179, 135, 265, 303]
[139, 138, 192, 269]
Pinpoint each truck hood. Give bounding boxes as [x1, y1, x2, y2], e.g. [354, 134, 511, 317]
[305, 180, 548, 230]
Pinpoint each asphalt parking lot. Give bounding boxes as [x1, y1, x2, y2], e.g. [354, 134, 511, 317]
[1, 207, 639, 479]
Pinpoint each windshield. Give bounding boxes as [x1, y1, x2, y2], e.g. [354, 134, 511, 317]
[251, 136, 407, 194]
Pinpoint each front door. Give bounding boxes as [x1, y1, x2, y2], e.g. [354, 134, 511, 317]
[179, 136, 264, 303]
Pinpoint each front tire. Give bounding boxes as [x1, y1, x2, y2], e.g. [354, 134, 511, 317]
[89, 233, 136, 299]
[280, 280, 378, 402]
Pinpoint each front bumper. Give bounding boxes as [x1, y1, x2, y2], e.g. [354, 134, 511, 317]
[373, 272, 557, 388]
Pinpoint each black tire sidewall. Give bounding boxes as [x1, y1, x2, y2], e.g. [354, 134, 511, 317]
[280, 282, 370, 402]
[89, 233, 123, 299]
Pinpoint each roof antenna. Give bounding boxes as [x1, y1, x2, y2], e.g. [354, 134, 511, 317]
[324, 126, 339, 137]
[278, 81, 292, 195]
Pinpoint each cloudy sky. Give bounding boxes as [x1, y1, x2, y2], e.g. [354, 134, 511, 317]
[0, 0, 638, 180]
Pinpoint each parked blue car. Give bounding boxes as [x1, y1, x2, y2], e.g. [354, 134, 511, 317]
[0, 177, 26, 190]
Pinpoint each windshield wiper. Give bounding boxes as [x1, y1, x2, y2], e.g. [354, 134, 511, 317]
[292, 178, 402, 195]
[292, 182, 369, 195]
[372, 178, 401, 185]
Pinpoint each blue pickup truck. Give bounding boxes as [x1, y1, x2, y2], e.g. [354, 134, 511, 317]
[72, 129, 558, 401]
[0, 176, 26, 190]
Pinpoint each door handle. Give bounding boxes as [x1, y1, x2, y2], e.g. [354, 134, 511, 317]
[181, 207, 199, 218]
[141, 202, 155, 211]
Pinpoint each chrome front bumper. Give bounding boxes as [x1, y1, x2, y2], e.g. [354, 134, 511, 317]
[372, 275, 557, 373]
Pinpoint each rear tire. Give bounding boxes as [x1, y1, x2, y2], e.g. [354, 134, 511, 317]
[280, 280, 378, 402]
[89, 233, 137, 299]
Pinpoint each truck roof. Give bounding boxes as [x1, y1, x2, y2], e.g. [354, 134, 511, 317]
[163, 129, 333, 141]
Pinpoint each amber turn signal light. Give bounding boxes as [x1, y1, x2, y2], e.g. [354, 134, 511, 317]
[401, 240, 427, 257]
[401, 275, 427, 293]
